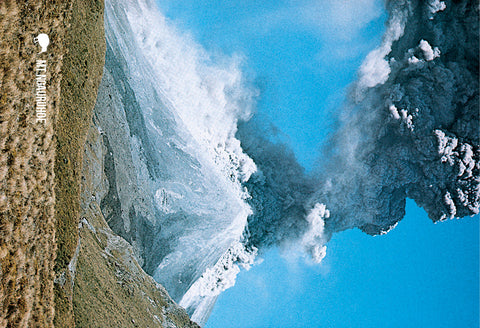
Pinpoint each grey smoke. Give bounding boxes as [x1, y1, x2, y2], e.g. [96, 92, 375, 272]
[239, 0, 479, 251]
[236, 121, 315, 249]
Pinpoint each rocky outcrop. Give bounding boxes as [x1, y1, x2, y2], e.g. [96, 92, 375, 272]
[71, 122, 199, 328]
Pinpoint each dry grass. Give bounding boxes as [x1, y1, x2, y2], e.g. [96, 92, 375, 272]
[0, 1, 70, 326]
[0, 0, 105, 327]
[54, 0, 105, 273]
[52, 0, 105, 326]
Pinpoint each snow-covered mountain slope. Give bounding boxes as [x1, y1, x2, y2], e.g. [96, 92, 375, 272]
[94, 0, 258, 324]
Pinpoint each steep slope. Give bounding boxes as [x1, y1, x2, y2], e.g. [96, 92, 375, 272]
[0, 1, 72, 326]
[53, 0, 106, 325]
[72, 122, 199, 328]
[0, 0, 202, 327]
[92, 0, 259, 324]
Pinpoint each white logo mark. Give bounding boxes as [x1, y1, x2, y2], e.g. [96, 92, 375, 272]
[34, 34, 50, 54]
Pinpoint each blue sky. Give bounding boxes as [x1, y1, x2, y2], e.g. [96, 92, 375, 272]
[156, 1, 479, 326]
[158, 0, 386, 169]
[206, 200, 479, 328]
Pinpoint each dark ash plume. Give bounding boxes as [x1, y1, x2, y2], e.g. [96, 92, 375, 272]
[311, 0, 479, 235]
[236, 122, 315, 250]
[239, 0, 479, 252]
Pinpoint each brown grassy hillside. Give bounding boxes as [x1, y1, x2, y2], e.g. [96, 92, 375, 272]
[52, 0, 106, 326]
[0, 0, 105, 327]
[0, 1, 70, 326]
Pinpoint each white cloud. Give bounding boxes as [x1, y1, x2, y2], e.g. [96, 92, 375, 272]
[357, 12, 407, 89]
[297, 0, 383, 41]
[408, 55, 423, 65]
[301, 203, 330, 263]
[429, 0, 446, 16]
[442, 191, 457, 220]
[358, 47, 392, 88]
[389, 104, 401, 119]
[419, 39, 441, 61]
[400, 109, 414, 131]
[435, 129, 458, 166]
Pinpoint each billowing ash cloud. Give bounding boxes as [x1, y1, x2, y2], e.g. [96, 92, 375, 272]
[312, 0, 480, 235]
[236, 121, 315, 250]
[239, 0, 479, 256]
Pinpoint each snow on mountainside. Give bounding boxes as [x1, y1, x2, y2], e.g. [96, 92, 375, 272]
[95, 0, 258, 324]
